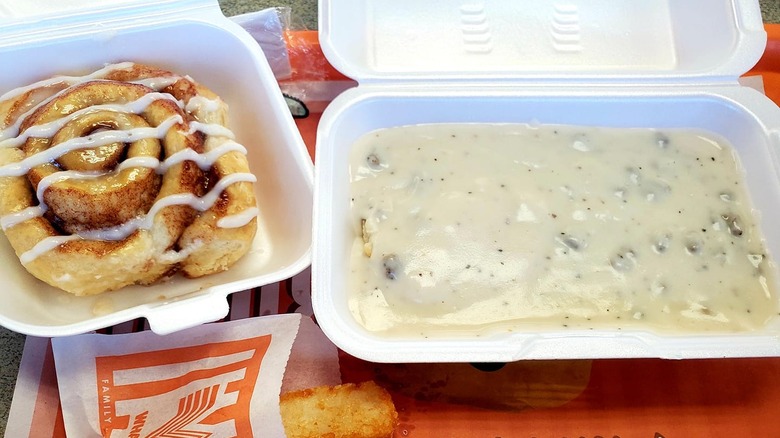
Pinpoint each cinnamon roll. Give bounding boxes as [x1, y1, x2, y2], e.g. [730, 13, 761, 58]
[0, 62, 259, 295]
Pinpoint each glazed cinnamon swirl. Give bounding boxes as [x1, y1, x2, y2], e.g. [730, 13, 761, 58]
[0, 62, 259, 295]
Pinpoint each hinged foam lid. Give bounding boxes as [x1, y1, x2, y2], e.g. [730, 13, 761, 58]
[319, 0, 767, 83]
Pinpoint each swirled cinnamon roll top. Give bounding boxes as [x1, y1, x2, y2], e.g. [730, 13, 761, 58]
[0, 62, 259, 295]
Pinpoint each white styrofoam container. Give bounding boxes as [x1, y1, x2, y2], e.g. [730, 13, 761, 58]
[0, 0, 313, 336]
[312, 0, 780, 362]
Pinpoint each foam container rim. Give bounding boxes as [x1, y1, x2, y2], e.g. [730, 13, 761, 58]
[0, 0, 314, 337]
[312, 0, 780, 362]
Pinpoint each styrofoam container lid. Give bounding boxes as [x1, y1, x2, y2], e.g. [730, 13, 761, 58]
[320, 0, 766, 83]
[0, 0, 313, 336]
[312, 0, 780, 362]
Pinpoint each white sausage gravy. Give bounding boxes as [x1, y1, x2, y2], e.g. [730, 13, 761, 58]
[348, 123, 778, 336]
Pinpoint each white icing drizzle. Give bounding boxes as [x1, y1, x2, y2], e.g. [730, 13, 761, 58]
[192, 172, 256, 211]
[0, 159, 162, 229]
[0, 115, 183, 177]
[0, 92, 182, 149]
[157, 239, 204, 264]
[19, 234, 81, 265]
[1, 71, 182, 142]
[36, 170, 103, 202]
[18, 173, 257, 262]
[1, 63, 258, 263]
[0, 62, 135, 102]
[117, 156, 161, 171]
[2, 171, 107, 229]
[0, 206, 45, 230]
[0, 63, 142, 142]
[217, 207, 259, 229]
[159, 141, 247, 172]
[130, 76, 182, 91]
[138, 172, 258, 230]
[75, 218, 141, 242]
[188, 121, 235, 139]
[185, 96, 222, 114]
[0, 84, 87, 143]
[0, 144, 247, 229]
[75, 172, 257, 242]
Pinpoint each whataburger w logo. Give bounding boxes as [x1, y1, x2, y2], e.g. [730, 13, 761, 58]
[95, 335, 272, 437]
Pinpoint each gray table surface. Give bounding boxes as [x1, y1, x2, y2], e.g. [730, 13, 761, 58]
[1, 0, 780, 436]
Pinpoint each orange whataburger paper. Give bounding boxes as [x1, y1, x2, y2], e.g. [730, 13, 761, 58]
[51, 314, 301, 437]
[5, 309, 340, 438]
[93, 337, 271, 437]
